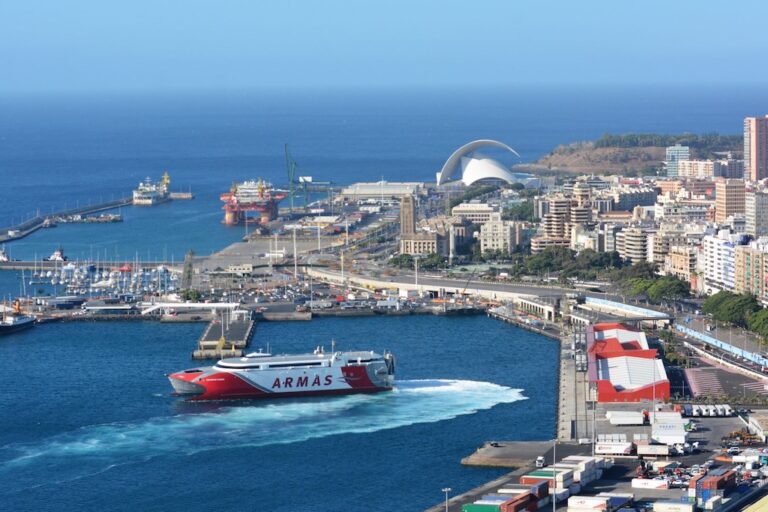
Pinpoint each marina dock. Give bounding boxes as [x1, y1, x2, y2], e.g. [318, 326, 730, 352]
[192, 310, 256, 360]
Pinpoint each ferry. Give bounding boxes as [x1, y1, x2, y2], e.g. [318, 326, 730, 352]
[0, 300, 36, 335]
[168, 347, 395, 400]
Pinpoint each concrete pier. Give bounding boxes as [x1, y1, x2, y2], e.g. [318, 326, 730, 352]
[0, 198, 132, 243]
[0, 259, 178, 271]
[192, 310, 256, 359]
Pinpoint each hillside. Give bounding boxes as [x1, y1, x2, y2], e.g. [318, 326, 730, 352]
[529, 133, 742, 174]
[532, 142, 666, 174]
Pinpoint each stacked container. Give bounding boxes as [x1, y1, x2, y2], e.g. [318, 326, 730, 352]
[552, 488, 570, 503]
[461, 482, 551, 512]
[520, 468, 574, 489]
[690, 468, 736, 506]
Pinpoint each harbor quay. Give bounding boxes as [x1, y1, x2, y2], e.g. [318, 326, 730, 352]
[422, 299, 768, 511]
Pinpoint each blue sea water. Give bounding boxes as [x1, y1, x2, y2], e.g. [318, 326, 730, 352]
[0, 315, 556, 511]
[1, 85, 767, 259]
[1, 86, 768, 511]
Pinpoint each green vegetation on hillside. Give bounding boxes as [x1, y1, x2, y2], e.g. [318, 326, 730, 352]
[594, 133, 742, 155]
[613, 261, 690, 304]
[702, 291, 760, 328]
[701, 290, 768, 343]
[485, 247, 624, 280]
[623, 276, 690, 303]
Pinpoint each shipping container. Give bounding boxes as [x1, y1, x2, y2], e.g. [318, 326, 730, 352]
[553, 488, 570, 502]
[606, 411, 645, 426]
[652, 502, 694, 512]
[529, 482, 548, 499]
[462, 504, 501, 512]
[482, 495, 511, 502]
[567, 496, 609, 508]
[637, 444, 670, 456]
[688, 474, 704, 489]
[704, 496, 722, 510]
[631, 478, 669, 489]
[595, 493, 633, 509]
[595, 442, 633, 455]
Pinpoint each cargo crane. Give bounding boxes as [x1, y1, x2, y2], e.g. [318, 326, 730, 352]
[285, 144, 335, 213]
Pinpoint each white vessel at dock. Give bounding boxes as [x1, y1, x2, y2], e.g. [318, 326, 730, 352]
[132, 172, 171, 205]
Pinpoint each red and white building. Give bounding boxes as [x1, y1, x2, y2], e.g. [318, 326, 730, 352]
[587, 323, 670, 403]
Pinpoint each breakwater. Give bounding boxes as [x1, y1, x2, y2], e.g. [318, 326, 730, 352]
[0, 198, 132, 243]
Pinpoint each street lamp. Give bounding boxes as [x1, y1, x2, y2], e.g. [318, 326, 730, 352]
[414, 255, 421, 293]
[441, 487, 451, 512]
[553, 438, 558, 508]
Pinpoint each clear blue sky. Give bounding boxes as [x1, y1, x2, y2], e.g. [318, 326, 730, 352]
[2, 0, 767, 94]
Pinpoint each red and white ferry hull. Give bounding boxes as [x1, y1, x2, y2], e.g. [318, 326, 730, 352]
[169, 351, 395, 401]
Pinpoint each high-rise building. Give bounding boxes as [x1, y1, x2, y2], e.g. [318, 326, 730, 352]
[399, 195, 445, 255]
[715, 179, 745, 223]
[677, 159, 744, 180]
[664, 246, 697, 284]
[665, 144, 690, 177]
[744, 116, 768, 181]
[400, 195, 415, 235]
[616, 228, 650, 264]
[735, 241, 768, 304]
[479, 212, 523, 254]
[745, 190, 768, 237]
[450, 202, 497, 224]
[701, 231, 748, 293]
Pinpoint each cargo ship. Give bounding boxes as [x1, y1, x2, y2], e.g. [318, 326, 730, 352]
[220, 178, 287, 225]
[168, 347, 395, 400]
[133, 172, 171, 205]
[0, 299, 36, 335]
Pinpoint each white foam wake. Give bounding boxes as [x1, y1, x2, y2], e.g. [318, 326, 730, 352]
[0, 380, 525, 492]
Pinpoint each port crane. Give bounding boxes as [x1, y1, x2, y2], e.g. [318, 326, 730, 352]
[284, 144, 335, 213]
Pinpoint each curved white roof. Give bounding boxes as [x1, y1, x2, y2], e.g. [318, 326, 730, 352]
[437, 139, 521, 186]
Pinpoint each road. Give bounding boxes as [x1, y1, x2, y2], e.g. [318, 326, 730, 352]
[684, 314, 766, 358]
[319, 267, 612, 299]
